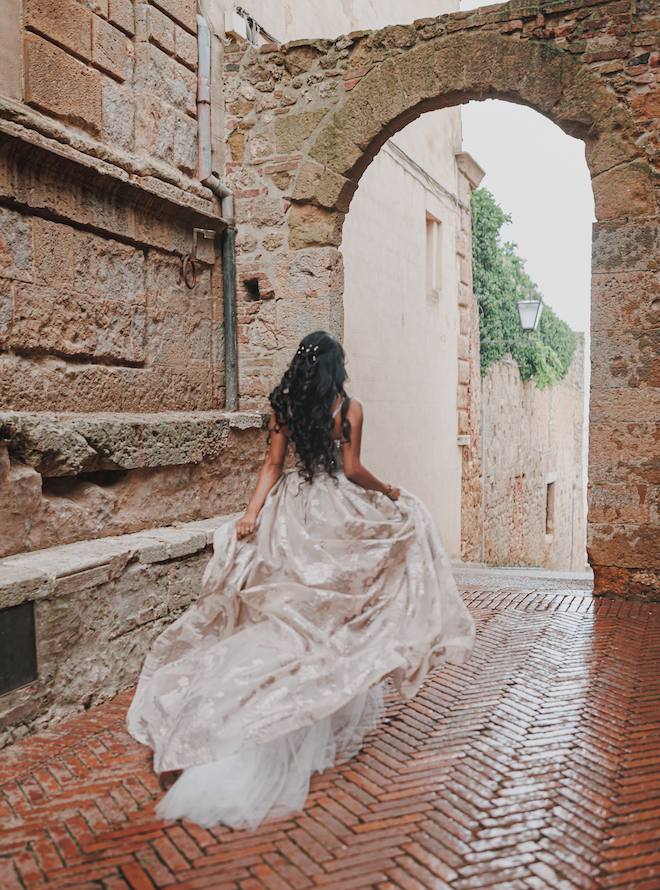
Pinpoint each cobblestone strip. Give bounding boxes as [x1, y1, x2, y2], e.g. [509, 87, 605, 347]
[0, 588, 659, 889]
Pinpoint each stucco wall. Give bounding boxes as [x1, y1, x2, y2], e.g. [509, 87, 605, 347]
[342, 135, 463, 554]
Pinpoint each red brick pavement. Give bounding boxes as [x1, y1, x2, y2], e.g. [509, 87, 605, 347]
[1, 588, 660, 890]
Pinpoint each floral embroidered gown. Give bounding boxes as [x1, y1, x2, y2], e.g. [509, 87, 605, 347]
[126, 435, 475, 830]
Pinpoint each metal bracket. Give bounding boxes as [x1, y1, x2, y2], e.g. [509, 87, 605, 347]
[182, 228, 217, 289]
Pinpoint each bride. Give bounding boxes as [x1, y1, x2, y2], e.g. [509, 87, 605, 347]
[127, 331, 475, 830]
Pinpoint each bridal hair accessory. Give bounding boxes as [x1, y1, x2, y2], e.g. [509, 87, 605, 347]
[297, 344, 320, 361]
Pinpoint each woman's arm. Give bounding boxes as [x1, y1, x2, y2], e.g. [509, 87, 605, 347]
[341, 399, 400, 500]
[236, 413, 290, 539]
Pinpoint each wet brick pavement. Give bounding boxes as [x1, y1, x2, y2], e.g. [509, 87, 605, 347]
[1, 584, 660, 890]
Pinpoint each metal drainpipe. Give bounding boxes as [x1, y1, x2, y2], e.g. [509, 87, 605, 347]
[197, 13, 238, 411]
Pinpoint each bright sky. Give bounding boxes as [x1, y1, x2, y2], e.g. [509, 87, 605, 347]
[461, 99, 595, 337]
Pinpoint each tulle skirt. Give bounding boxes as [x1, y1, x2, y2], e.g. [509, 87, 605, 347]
[156, 683, 385, 831]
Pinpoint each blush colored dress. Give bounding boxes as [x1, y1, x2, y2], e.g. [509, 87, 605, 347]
[126, 426, 475, 830]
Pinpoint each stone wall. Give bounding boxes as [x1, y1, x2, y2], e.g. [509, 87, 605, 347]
[0, 0, 229, 414]
[0, 515, 237, 748]
[477, 337, 586, 571]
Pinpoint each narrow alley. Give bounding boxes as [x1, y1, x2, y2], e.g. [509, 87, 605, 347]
[2, 573, 659, 890]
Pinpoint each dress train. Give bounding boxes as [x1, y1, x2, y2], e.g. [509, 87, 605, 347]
[156, 683, 384, 830]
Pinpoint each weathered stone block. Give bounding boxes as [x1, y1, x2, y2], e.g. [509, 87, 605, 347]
[241, 47, 273, 87]
[102, 80, 135, 151]
[24, 33, 103, 135]
[120, 366, 175, 412]
[0, 414, 98, 476]
[274, 297, 335, 349]
[588, 522, 660, 571]
[287, 204, 344, 250]
[308, 125, 364, 178]
[11, 285, 144, 364]
[173, 115, 197, 174]
[0, 207, 34, 282]
[332, 90, 383, 153]
[553, 61, 618, 133]
[277, 247, 344, 302]
[33, 217, 74, 288]
[25, 0, 93, 62]
[592, 221, 660, 274]
[590, 387, 660, 423]
[236, 196, 285, 228]
[591, 271, 660, 332]
[0, 355, 124, 412]
[171, 368, 213, 410]
[109, 0, 134, 36]
[282, 45, 321, 77]
[78, 0, 108, 15]
[586, 110, 644, 178]
[291, 161, 357, 213]
[591, 328, 660, 389]
[371, 24, 417, 52]
[357, 57, 408, 129]
[630, 89, 660, 122]
[589, 422, 660, 474]
[146, 44, 195, 115]
[0, 562, 50, 611]
[592, 162, 656, 221]
[149, 4, 175, 56]
[274, 109, 327, 155]
[588, 482, 650, 524]
[73, 231, 145, 304]
[151, 0, 196, 33]
[175, 22, 197, 70]
[92, 15, 128, 81]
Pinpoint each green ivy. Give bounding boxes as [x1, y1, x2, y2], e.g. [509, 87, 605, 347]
[471, 187, 576, 389]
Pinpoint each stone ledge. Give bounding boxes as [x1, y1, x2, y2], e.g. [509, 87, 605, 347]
[0, 514, 239, 610]
[0, 95, 214, 205]
[0, 411, 268, 476]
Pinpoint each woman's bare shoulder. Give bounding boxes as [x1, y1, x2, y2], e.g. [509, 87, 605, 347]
[346, 397, 363, 418]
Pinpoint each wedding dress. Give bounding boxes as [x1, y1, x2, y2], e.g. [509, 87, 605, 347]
[127, 443, 475, 830]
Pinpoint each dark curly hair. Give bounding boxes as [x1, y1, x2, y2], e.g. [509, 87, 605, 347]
[269, 331, 351, 483]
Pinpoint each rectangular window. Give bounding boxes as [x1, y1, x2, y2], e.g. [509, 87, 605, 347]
[546, 481, 556, 536]
[426, 214, 442, 301]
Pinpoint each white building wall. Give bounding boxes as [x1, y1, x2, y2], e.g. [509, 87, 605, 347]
[206, 0, 465, 554]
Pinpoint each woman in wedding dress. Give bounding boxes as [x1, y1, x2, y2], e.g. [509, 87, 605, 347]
[127, 331, 475, 830]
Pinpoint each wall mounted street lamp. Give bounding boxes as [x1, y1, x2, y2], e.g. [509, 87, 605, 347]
[480, 294, 544, 347]
[516, 296, 543, 343]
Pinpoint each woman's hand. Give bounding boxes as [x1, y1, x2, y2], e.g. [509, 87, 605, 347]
[385, 484, 400, 501]
[236, 512, 258, 540]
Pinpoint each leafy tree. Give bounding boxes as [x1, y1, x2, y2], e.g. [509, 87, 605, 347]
[471, 188, 576, 388]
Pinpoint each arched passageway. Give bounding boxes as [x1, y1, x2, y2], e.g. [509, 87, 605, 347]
[224, 1, 659, 598]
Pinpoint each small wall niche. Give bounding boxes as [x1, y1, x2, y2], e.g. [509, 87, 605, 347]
[546, 481, 556, 536]
[425, 213, 442, 304]
[0, 602, 38, 696]
[244, 278, 261, 301]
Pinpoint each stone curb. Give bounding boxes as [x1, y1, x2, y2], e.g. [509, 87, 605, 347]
[0, 513, 241, 610]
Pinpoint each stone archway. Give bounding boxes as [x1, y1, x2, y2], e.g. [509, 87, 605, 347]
[223, 1, 659, 598]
